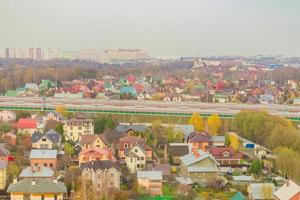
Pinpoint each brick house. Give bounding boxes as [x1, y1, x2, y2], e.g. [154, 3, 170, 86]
[137, 171, 163, 196]
[29, 149, 58, 170]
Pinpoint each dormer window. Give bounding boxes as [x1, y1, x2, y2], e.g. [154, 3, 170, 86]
[222, 151, 230, 157]
[124, 143, 128, 148]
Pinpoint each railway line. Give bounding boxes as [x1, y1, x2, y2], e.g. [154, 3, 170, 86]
[0, 96, 300, 121]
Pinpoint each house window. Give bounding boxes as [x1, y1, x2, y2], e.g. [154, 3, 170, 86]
[54, 195, 58, 200]
[137, 164, 140, 168]
[124, 143, 128, 148]
[42, 138, 47, 142]
[44, 163, 47, 167]
[141, 157, 144, 160]
[110, 182, 114, 187]
[41, 195, 45, 200]
[78, 127, 82, 130]
[50, 163, 53, 168]
[134, 149, 138, 153]
[131, 158, 133, 163]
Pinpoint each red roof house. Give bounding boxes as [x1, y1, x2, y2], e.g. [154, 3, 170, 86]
[15, 118, 38, 135]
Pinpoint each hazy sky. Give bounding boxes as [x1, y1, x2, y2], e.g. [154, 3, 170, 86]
[0, 0, 300, 56]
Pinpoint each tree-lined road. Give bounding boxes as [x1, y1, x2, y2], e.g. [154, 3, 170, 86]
[0, 96, 300, 121]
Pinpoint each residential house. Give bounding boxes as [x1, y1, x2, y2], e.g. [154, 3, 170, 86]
[187, 132, 211, 151]
[137, 171, 163, 196]
[100, 130, 126, 148]
[78, 147, 114, 166]
[29, 149, 58, 170]
[115, 125, 146, 135]
[0, 161, 7, 190]
[248, 183, 275, 200]
[64, 116, 94, 141]
[54, 88, 83, 99]
[0, 110, 16, 122]
[31, 129, 61, 149]
[3, 131, 17, 146]
[232, 175, 255, 186]
[273, 180, 300, 200]
[81, 160, 120, 196]
[180, 150, 219, 186]
[124, 144, 148, 174]
[15, 118, 38, 135]
[24, 83, 39, 92]
[42, 112, 63, 122]
[117, 136, 152, 161]
[260, 94, 275, 104]
[169, 143, 192, 164]
[7, 179, 67, 200]
[208, 147, 243, 166]
[78, 134, 108, 150]
[211, 136, 226, 147]
[146, 163, 171, 177]
[19, 166, 54, 180]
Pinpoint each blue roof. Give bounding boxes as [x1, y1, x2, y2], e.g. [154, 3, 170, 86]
[180, 149, 219, 166]
[120, 86, 137, 95]
[30, 149, 57, 159]
[137, 171, 162, 180]
[19, 166, 54, 178]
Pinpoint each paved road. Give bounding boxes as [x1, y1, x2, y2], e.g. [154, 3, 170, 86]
[0, 96, 299, 120]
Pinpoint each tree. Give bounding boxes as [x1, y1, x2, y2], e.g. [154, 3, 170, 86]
[64, 142, 75, 157]
[7, 163, 21, 181]
[207, 114, 222, 135]
[274, 147, 300, 180]
[188, 113, 205, 132]
[94, 117, 106, 134]
[261, 184, 274, 199]
[227, 132, 239, 151]
[249, 159, 263, 176]
[55, 105, 68, 117]
[73, 177, 97, 200]
[0, 122, 12, 133]
[105, 115, 116, 130]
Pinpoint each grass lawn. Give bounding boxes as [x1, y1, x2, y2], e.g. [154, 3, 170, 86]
[196, 188, 235, 200]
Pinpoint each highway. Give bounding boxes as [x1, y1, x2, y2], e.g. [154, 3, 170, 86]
[0, 96, 300, 121]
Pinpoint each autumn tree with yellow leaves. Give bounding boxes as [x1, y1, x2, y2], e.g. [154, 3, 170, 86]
[188, 113, 205, 132]
[207, 114, 222, 135]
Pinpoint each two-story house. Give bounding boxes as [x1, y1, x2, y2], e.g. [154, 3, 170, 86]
[0, 110, 16, 122]
[137, 171, 163, 196]
[31, 129, 61, 149]
[29, 149, 58, 170]
[7, 178, 67, 200]
[78, 147, 115, 166]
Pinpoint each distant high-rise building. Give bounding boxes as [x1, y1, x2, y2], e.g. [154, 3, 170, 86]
[5, 47, 17, 59]
[103, 49, 148, 61]
[36, 48, 42, 61]
[28, 48, 34, 59]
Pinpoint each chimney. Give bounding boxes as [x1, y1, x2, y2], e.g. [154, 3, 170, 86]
[13, 177, 17, 184]
[31, 179, 36, 186]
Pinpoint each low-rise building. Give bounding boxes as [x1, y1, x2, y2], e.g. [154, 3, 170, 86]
[124, 144, 148, 174]
[7, 178, 67, 200]
[29, 149, 58, 170]
[209, 147, 243, 166]
[0, 110, 16, 122]
[273, 180, 300, 200]
[79, 147, 114, 166]
[31, 129, 61, 149]
[81, 160, 120, 196]
[64, 116, 94, 141]
[180, 149, 219, 186]
[137, 171, 163, 196]
[15, 118, 38, 135]
[78, 134, 108, 150]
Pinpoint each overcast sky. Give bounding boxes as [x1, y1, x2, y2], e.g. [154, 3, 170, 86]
[0, 0, 299, 56]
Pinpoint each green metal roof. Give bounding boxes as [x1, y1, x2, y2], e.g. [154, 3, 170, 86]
[4, 90, 18, 97]
[7, 179, 67, 194]
[230, 192, 246, 200]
